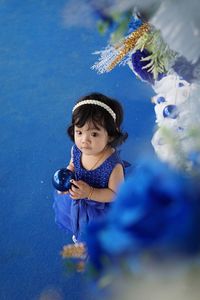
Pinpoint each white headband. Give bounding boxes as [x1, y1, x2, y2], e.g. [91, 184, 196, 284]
[72, 99, 116, 121]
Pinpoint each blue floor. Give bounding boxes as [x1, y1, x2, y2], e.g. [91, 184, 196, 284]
[0, 1, 155, 299]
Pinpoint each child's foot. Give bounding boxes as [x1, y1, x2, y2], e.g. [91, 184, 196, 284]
[72, 235, 78, 244]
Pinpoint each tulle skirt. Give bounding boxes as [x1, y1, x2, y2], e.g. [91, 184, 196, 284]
[53, 190, 110, 241]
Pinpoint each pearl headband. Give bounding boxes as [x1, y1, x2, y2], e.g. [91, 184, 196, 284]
[72, 99, 116, 121]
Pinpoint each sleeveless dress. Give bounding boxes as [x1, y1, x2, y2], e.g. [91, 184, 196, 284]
[53, 144, 124, 241]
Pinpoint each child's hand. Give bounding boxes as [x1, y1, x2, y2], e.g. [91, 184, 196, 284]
[69, 180, 91, 200]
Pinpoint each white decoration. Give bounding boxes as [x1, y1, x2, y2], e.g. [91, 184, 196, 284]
[151, 0, 200, 63]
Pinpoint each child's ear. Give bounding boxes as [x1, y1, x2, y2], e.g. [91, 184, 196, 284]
[108, 136, 114, 143]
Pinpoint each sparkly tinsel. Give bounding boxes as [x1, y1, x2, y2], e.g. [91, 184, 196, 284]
[61, 243, 87, 259]
[92, 22, 150, 73]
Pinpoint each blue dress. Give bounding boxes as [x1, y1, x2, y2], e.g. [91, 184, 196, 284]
[53, 144, 124, 241]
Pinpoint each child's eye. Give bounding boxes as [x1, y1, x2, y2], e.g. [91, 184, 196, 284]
[91, 132, 98, 137]
[75, 130, 82, 135]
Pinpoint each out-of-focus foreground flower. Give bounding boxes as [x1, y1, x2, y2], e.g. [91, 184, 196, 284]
[86, 159, 200, 277]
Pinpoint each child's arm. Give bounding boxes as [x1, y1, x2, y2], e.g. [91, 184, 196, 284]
[67, 158, 74, 172]
[67, 146, 75, 172]
[69, 163, 124, 202]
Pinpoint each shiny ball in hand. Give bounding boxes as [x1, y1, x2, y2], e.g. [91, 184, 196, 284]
[52, 168, 75, 192]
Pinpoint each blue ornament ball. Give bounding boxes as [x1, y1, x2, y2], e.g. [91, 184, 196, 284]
[52, 168, 75, 192]
[157, 96, 166, 104]
[163, 105, 179, 119]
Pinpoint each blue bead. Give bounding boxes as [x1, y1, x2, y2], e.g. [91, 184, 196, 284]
[157, 96, 166, 103]
[163, 105, 179, 119]
[52, 168, 75, 192]
[178, 126, 184, 131]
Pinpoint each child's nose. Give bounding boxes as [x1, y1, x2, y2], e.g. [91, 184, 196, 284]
[81, 134, 90, 143]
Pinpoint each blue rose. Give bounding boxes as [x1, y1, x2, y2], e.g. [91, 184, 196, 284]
[86, 159, 200, 272]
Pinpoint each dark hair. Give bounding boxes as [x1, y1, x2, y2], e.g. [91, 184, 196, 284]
[67, 92, 128, 147]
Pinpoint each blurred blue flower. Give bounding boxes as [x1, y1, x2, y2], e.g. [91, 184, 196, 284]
[188, 151, 200, 173]
[172, 56, 200, 83]
[86, 159, 200, 272]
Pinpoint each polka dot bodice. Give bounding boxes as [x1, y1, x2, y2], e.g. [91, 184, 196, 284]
[72, 144, 123, 191]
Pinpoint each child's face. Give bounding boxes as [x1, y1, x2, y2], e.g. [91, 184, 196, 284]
[74, 122, 110, 156]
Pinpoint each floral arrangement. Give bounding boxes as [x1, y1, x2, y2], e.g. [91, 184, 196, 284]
[91, 9, 200, 173]
[81, 159, 200, 299]
[86, 159, 200, 270]
[92, 14, 176, 84]
[151, 74, 200, 173]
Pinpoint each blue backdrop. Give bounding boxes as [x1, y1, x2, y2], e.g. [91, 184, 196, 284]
[0, 1, 155, 299]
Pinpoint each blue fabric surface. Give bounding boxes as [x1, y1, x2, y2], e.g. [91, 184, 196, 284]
[0, 1, 154, 299]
